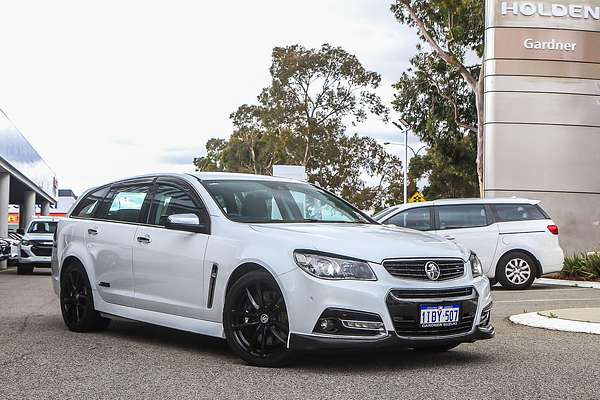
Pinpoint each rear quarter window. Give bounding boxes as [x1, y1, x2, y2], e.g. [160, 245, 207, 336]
[493, 204, 548, 222]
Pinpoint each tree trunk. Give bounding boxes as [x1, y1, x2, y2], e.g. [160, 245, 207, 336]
[401, 0, 485, 196]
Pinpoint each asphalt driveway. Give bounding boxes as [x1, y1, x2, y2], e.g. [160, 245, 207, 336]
[1, 268, 599, 400]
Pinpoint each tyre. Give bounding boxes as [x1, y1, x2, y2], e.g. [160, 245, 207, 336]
[223, 270, 294, 367]
[488, 278, 498, 287]
[17, 265, 34, 275]
[496, 252, 536, 290]
[60, 262, 110, 332]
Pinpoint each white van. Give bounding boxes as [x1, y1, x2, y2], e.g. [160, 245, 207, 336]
[374, 198, 564, 290]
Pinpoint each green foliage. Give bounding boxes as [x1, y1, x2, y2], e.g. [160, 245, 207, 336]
[561, 253, 600, 279]
[390, 0, 485, 59]
[390, 1, 485, 197]
[194, 44, 402, 210]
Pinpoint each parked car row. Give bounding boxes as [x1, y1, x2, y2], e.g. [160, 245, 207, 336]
[1, 217, 59, 273]
[373, 199, 564, 290]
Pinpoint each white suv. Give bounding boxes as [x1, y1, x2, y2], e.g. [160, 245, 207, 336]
[17, 217, 60, 275]
[52, 173, 493, 367]
[374, 198, 564, 290]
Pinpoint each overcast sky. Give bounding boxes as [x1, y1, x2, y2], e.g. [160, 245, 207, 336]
[0, 0, 420, 194]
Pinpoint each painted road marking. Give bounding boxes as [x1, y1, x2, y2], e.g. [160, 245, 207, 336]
[497, 298, 600, 303]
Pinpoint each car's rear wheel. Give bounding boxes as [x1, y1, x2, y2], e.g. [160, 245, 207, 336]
[17, 265, 34, 275]
[496, 252, 536, 290]
[60, 262, 110, 332]
[223, 270, 293, 367]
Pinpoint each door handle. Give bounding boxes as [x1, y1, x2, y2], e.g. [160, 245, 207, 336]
[444, 235, 456, 241]
[137, 235, 151, 244]
[87, 228, 98, 235]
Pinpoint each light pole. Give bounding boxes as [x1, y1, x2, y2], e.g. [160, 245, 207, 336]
[390, 120, 426, 204]
[384, 140, 427, 203]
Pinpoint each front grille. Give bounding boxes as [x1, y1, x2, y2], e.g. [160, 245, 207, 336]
[386, 287, 478, 337]
[390, 287, 473, 300]
[31, 246, 52, 257]
[383, 258, 465, 281]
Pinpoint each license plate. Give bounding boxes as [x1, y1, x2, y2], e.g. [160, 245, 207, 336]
[420, 304, 460, 327]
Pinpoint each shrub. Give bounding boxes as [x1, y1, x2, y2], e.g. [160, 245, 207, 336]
[561, 252, 600, 280]
[585, 252, 600, 277]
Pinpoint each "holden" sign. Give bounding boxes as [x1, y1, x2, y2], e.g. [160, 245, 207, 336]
[501, 2, 600, 20]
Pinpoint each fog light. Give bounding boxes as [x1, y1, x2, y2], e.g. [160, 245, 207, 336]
[341, 320, 385, 331]
[319, 318, 337, 333]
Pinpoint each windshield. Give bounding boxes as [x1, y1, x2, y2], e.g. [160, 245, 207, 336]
[27, 221, 57, 234]
[202, 180, 372, 224]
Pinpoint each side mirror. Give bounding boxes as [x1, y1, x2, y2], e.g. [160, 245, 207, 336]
[165, 214, 209, 234]
[16, 228, 25, 235]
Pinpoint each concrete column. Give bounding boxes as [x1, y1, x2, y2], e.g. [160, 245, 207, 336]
[0, 173, 9, 269]
[21, 191, 36, 231]
[41, 201, 50, 216]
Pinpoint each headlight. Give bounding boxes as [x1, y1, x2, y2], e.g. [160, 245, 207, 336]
[470, 252, 483, 278]
[293, 251, 377, 281]
[20, 240, 31, 247]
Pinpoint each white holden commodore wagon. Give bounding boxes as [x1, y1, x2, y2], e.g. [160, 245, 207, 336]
[374, 198, 564, 290]
[52, 173, 493, 367]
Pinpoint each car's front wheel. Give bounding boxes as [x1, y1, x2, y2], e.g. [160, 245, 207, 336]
[60, 262, 110, 332]
[223, 270, 293, 367]
[496, 252, 536, 290]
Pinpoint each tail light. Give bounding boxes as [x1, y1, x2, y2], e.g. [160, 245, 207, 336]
[547, 225, 559, 235]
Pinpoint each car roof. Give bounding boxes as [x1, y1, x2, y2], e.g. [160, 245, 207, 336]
[192, 172, 302, 183]
[90, 172, 305, 188]
[380, 197, 540, 213]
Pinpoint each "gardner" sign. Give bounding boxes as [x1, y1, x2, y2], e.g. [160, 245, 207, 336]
[501, 2, 600, 20]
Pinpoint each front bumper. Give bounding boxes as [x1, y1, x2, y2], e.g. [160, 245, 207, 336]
[278, 264, 494, 351]
[290, 325, 495, 351]
[18, 245, 51, 266]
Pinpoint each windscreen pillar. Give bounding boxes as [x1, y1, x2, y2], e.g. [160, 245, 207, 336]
[41, 201, 50, 216]
[21, 191, 36, 231]
[0, 173, 8, 269]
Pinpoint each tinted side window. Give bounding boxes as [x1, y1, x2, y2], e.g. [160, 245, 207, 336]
[386, 207, 432, 231]
[438, 205, 487, 230]
[149, 184, 205, 226]
[494, 204, 547, 222]
[97, 185, 151, 223]
[71, 187, 109, 218]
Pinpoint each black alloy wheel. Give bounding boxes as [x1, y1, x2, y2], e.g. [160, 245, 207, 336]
[60, 263, 110, 332]
[224, 270, 293, 367]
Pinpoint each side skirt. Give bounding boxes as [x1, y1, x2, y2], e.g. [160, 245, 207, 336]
[94, 293, 225, 339]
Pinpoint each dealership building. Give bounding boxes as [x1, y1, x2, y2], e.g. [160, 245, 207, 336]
[0, 109, 57, 268]
[484, 0, 600, 254]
